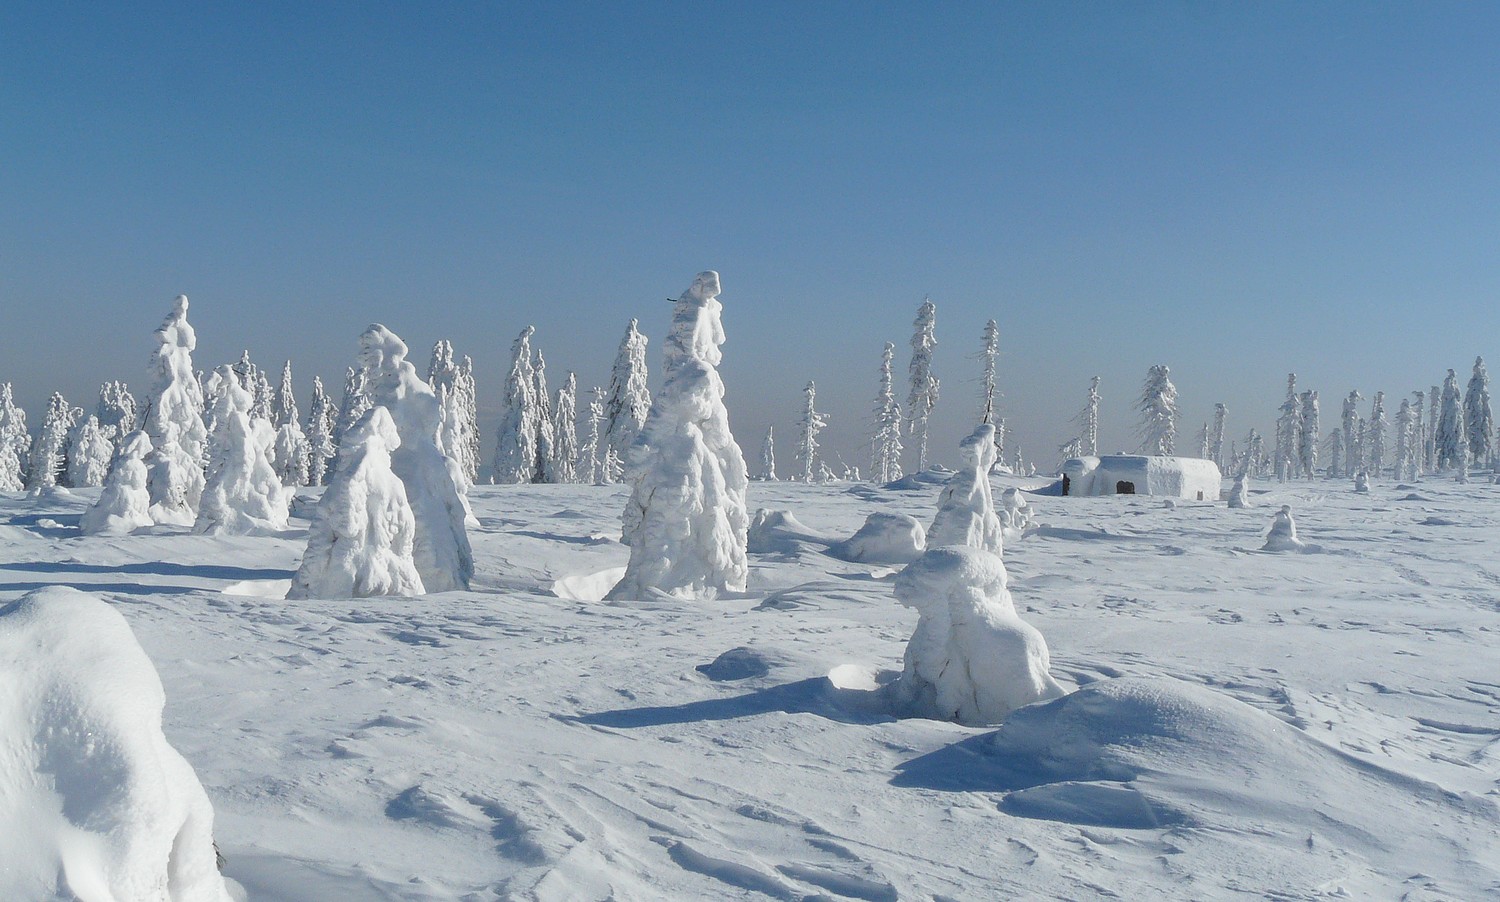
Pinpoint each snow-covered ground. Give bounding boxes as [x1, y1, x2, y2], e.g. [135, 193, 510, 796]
[2, 474, 1498, 900]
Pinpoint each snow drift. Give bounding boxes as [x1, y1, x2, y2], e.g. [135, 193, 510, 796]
[830, 511, 926, 564]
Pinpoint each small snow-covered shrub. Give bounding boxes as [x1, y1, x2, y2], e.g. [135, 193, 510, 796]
[82, 431, 155, 535]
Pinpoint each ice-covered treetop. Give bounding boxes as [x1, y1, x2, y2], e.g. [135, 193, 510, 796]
[360, 324, 410, 374]
[665, 271, 725, 368]
[347, 405, 401, 455]
[958, 423, 997, 469]
[153, 294, 196, 352]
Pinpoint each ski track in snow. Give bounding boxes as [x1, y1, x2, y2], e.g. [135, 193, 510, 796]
[2, 477, 1498, 899]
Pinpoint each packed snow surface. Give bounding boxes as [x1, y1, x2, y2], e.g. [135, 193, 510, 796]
[0, 474, 1497, 899]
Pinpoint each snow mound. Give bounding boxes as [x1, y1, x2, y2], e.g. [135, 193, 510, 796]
[747, 508, 827, 554]
[1263, 505, 1306, 552]
[884, 466, 953, 490]
[998, 487, 1036, 542]
[829, 512, 926, 564]
[551, 566, 628, 602]
[0, 587, 234, 901]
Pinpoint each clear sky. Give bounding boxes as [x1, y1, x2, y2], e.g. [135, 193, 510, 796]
[4, 3, 1498, 471]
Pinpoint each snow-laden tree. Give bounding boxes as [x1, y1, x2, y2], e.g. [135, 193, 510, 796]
[580, 387, 605, 485]
[870, 342, 904, 484]
[0, 439, 21, 492]
[333, 365, 372, 454]
[144, 422, 203, 526]
[1207, 402, 1226, 470]
[551, 373, 579, 484]
[1196, 422, 1210, 459]
[492, 326, 540, 484]
[141, 295, 207, 472]
[604, 318, 651, 463]
[359, 324, 473, 591]
[1136, 365, 1177, 456]
[1436, 369, 1465, 470]
[1464, 356, 1493, 468]
[1426, 385, 1440, 471]
[231, 350, 256, 391]
[758, 426, 777, 480]
[273, 421, 311, 487]
[1299, 390, 1319, 479]
[928, 423, 1002, 553]
[194, 411, 288, 535]
[1367, 392, 1388, 478]
[602, 446, 622, 484]
[204, 364, 253, 471]
[81, 431, 155, 535]
[906, 297, 940, 471]
[1327, 428, 1345, 481]
[1411, 390, 1427, 476]
[608, 271, 749, 600]
[0, 384, 29, 491]
[1340, 391, 1362, 478]
[287, 406, 425, 599]
[455, 356, 479, 485]
[66, 415, 114, 488]
[978, 319, 1000, 427]
[532, 349, 557, 483]
[1240, 428, 1266, 478]
[305, 376, 336, 486]
[1274, 374, 1301, 480]
[427, 339, 457, 390]
[427, 341, 480, 485]
[28, 393, 77, 490]
[795, 381, 828, 483]
[1083, 376, 1102, 457]
[1394, 398, 1416, 482]
[96, 381, 137, 453]
[273, 361, 298, 429]
[249, 369, 275, 424]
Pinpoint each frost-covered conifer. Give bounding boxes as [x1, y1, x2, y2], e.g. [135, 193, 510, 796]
[1136, 365, 1177, 456]
[1436, 369, 1465, 470]
[1327, 428, 1345, 481]
[580, 387, 605, 484]
[1427, 385, 1440, 471]
[0, 441, 21, 492]
[28, 393, 77, 490]
[1411, 391, 1427, 476]
[1464, 356, 1493, 467]
[604, 318, 651, 463]
[1367, 393, 1388, 478]
[67, 415, 114, 488]
[551, 373, 579, 484]
[795, 381, 828, 483]
[141, 295, 207, 472]
[929, 424, 1002, 553]
[273, 361, 298, 429]
[333, 366, 372, 454]
[427, 340, 479, 485]
[1242, 428, 1266, 478]
[81, 431, 155, 535]
[1196, 422, 1211, 460]
[608, 272, 749, 600]
[249, 369, 274, 424]
[1274, 374, 1301, 480]
[427, 339, 456, 390]
[231, 350, 256, 391]
[1340, 391, 1362, 478]
[1209, 402, 1227, 470]
[273, 421, 311, 487]
[456, 356, 479, 484]
[1299, 390, 1319, 479]
[978, 319, 1000, 427]
[1394, 399, 1416, 482]
[194, 411, 287, 535]
[287, 406, 425, 599]
[492, 326, 540, 484]
[305, 376, 336, 486]
[602, 446, 622, 484]
[532, 349, 557, 483]
[96, 381, 137, 452]
[359, 324, 473, 592]
[906, 297, 940, 471]
[0, 384, 29, 490]
[870, 342, 904, 484]
[204, 364, 253, 471]
[144, 422, 203, 525]
[758, 426, 777, 480]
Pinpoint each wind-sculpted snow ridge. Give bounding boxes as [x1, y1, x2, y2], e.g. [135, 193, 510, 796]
[360, 324, 473, 592]
[608, 271, 749, 600]
[928, 423, 1003, 553]
[81, 430, 154, 535]
[289, 406, 425, 599]
[0, 587, 235, 902]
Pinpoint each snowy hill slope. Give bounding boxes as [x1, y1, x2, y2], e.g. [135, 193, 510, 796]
[0, 476, 1496, 899]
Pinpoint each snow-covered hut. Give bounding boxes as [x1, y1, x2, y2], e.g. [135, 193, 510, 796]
[1060, 454, 1221, 501]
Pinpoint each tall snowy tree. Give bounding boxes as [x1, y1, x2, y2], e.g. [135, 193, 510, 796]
[978, 319, 1000, 428]
[1083, 376, 1102, 457]
[1327, 427, 1345, 480]
[272, 421, 311, 488]
[141, 295, 208, 473]
[1411, 390, 1427, 476]
[551, 373, 579, 485]
[1209, 402, 1227, 471]
[231, 350, 256, 391]
[305, 376, 336, 487]
[604, 318, 651, 463]
[427, 340, 479, 484]
[28, 393, 77, 490]
[1136, 365, 1177, 456]
[250, 369, 275, 423]
[0, 384, 30, 491]
[1436, 369, 1465, 470]
[1464, 356, 1493, 468]
[1275, 374, 1301, 480]
[532, 349, 557, 483]
[67, 415, 114, 488]
[1367, 392, 1388, 478]
[492, 326, 541, 484]
[1427, 385, 1440, 471]
[333, 366, 372, 454]
[95, 382, 137, 453]
[1196, 422, 1210, 460]
[870, 342, 904, 484]
[580, 387, 605, 485]
[906, 297, 939, 471]
[1340, 391, 1362, 478]
[1299, 390, 1319, 479]
[796, 381, 829, 483]
[757, 426, 778, 481]
[273, 361, 298, 429]
[455, 356, 480, 485]
[1394, 399, 1416, 482]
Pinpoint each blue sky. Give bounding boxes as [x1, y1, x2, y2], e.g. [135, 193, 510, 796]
[4, 3, 1498, 470]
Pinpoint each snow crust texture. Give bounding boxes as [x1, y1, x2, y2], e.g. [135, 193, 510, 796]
[0, 587, 232, 902]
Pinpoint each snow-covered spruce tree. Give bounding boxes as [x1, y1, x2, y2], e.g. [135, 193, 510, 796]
[287, 406, 425, 599]
[194, 411, 288, 535]
[758, 426, 778, 481]
[427, 340, 479, 486]
[551, 372, 579, 484]
[143, 422, 202, 526]
[96, 381, 137, 453]
[580, 387, 605, 484]
[870, 342, 904, 484]
[1327, 428, 1345, 481]
[532, 349, 557, 483]
[0, 438, 21, 492]
[492, 326, 540, 484]
[427, 339, 457, 391]
[305, 376, 336, 486]
[81, 431, 155, 535]
[0, 383, 29, 490]
[1299, 390, 1319, 479]
[231, 350, 256, 392]
[249, 369, 275, 424]
[1340, 391, 1362, 479]
[1411, 391, 1427, 476]
[141, 295, 208, 475]
[456, 356, 480, 485]
[204, 364, 253, 469]
[1136, 364, 1178, 456]
[273, 361, 298, 429]
[608, 271, 749, 601]
[1464, 356, 1493, 468]
[796, 381, 828, 483]
[67, 415, 114, 488]
[1274, 374, 1300, 480]
[929, 423, 1003, 553]
[604, 318, 651, 464]
[333, 365, 372, 454]
[1394, 399, 1416, 482]
[273, 421, 311, 488]
[359, 324, 473, 592]
[1241, 428, 1266, 478]
[906, 297, 940, 472]
[1367, 392, 1388, 478]
[978, 319, 1000, 427]
[1436, 369, 1465, 470]
[602, 446, 622, 484]
[28, 393, 77, 490]
[1210, 402, 1227, 471]
[1196, 422, 1210, 460]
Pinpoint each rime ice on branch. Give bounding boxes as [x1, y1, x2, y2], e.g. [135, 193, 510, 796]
[608, 271, 749, 601]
